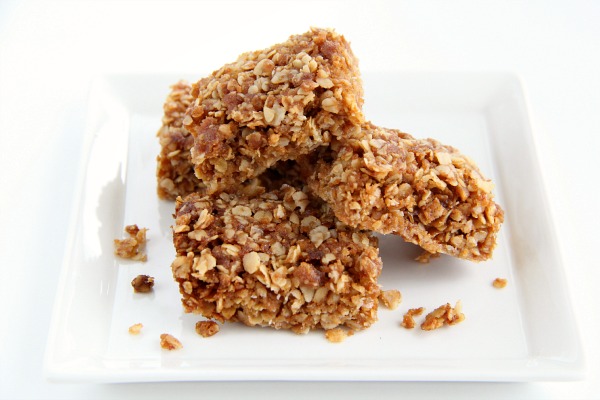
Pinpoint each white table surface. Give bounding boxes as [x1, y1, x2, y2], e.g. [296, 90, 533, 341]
[1, 1, 598, 398]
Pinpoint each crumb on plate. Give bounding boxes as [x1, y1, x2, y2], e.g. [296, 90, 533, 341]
[379, 289, 402, 310]
[421, 301, 465, 331]
[160, 333, 183, 350]
[195, 320, 220, 338]
[128, 323, 143, 335]
[492, 278, 508, 289]
[114, 224, 148, 261]
[401, 307, 425, 329]
[131, 274, 155, 293]
[325, 327, 354, 343]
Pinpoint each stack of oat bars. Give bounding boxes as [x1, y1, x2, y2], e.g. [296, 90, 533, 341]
[156, 28, 504, 336]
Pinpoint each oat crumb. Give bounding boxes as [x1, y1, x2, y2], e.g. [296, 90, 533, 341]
[493, 278, 508, 289]
[195, 320, 220, 338]
[421, 301, 465, 331]
[128, 323, 143, 335]
[131, 274, 155, 293]
[379, 289, 402, 310]
[325, 327, 354, 343]
[401, 307, 425, 329]
[160, 333, 183, 350]
[114, 224, 148, 261]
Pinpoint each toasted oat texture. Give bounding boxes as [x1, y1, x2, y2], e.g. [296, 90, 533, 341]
[379, 289, 402, 310]
[156, 81, 206, 200]
[421, 301, 465, 331]
[195, 320, 220, 338]
[160, 333, 183, 350]
[306, 122, 504, 261]
[183, 27, 364, 194]
[492, 277, 508, 289]
[114, 225, 148, 261]
[128, 323, 143, 335]
[170, 185, 382, 334]
[401, 307, 425, 329]
[131, 274, 155, 293]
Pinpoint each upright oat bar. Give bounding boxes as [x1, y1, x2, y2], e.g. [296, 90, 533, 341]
[183, 28, 364, 194]
[170, 185, 381, 334]
[306, 122, 504, 261]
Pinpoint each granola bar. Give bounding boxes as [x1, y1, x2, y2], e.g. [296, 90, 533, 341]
[156, 80, 305, 199]
[183, 28, 364, 194]
[170, 185, 381, 334]
[305, 122, 504, 261]
[156, 81, 206, 200]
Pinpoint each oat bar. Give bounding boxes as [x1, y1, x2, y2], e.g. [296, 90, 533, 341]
[170, 185, 382, 334]
[156, 81, 206, 200]
[183, 28, 364, 194]
[306, 122, 504, 261]
[156, 80, 306, 199]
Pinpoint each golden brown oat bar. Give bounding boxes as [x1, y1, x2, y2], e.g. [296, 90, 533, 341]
[183, 28, 364, 194]
[156, 81, 206, 200]
[170, 185, 381, 334]
[306, 123, 504, 261]
[156, 81, 307, 199]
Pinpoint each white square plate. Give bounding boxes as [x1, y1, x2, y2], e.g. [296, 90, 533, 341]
[44, 72, 584, 382]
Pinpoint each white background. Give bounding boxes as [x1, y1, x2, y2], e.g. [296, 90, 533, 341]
[0, 1, 598, 399]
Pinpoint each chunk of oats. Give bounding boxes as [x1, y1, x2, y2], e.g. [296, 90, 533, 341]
[492, 278, 508, 289]
[160, 333, 183, 350]
[421, 301, 465, 331]
[114, 225, 148, 261]
[128, 323, 143, 335]
[401, 307, 425, 329]
[379, 289, 402, 310]
[325, 327, 354, 343]
[195, 320, 220, 338]
[131, 274, 154, 293]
